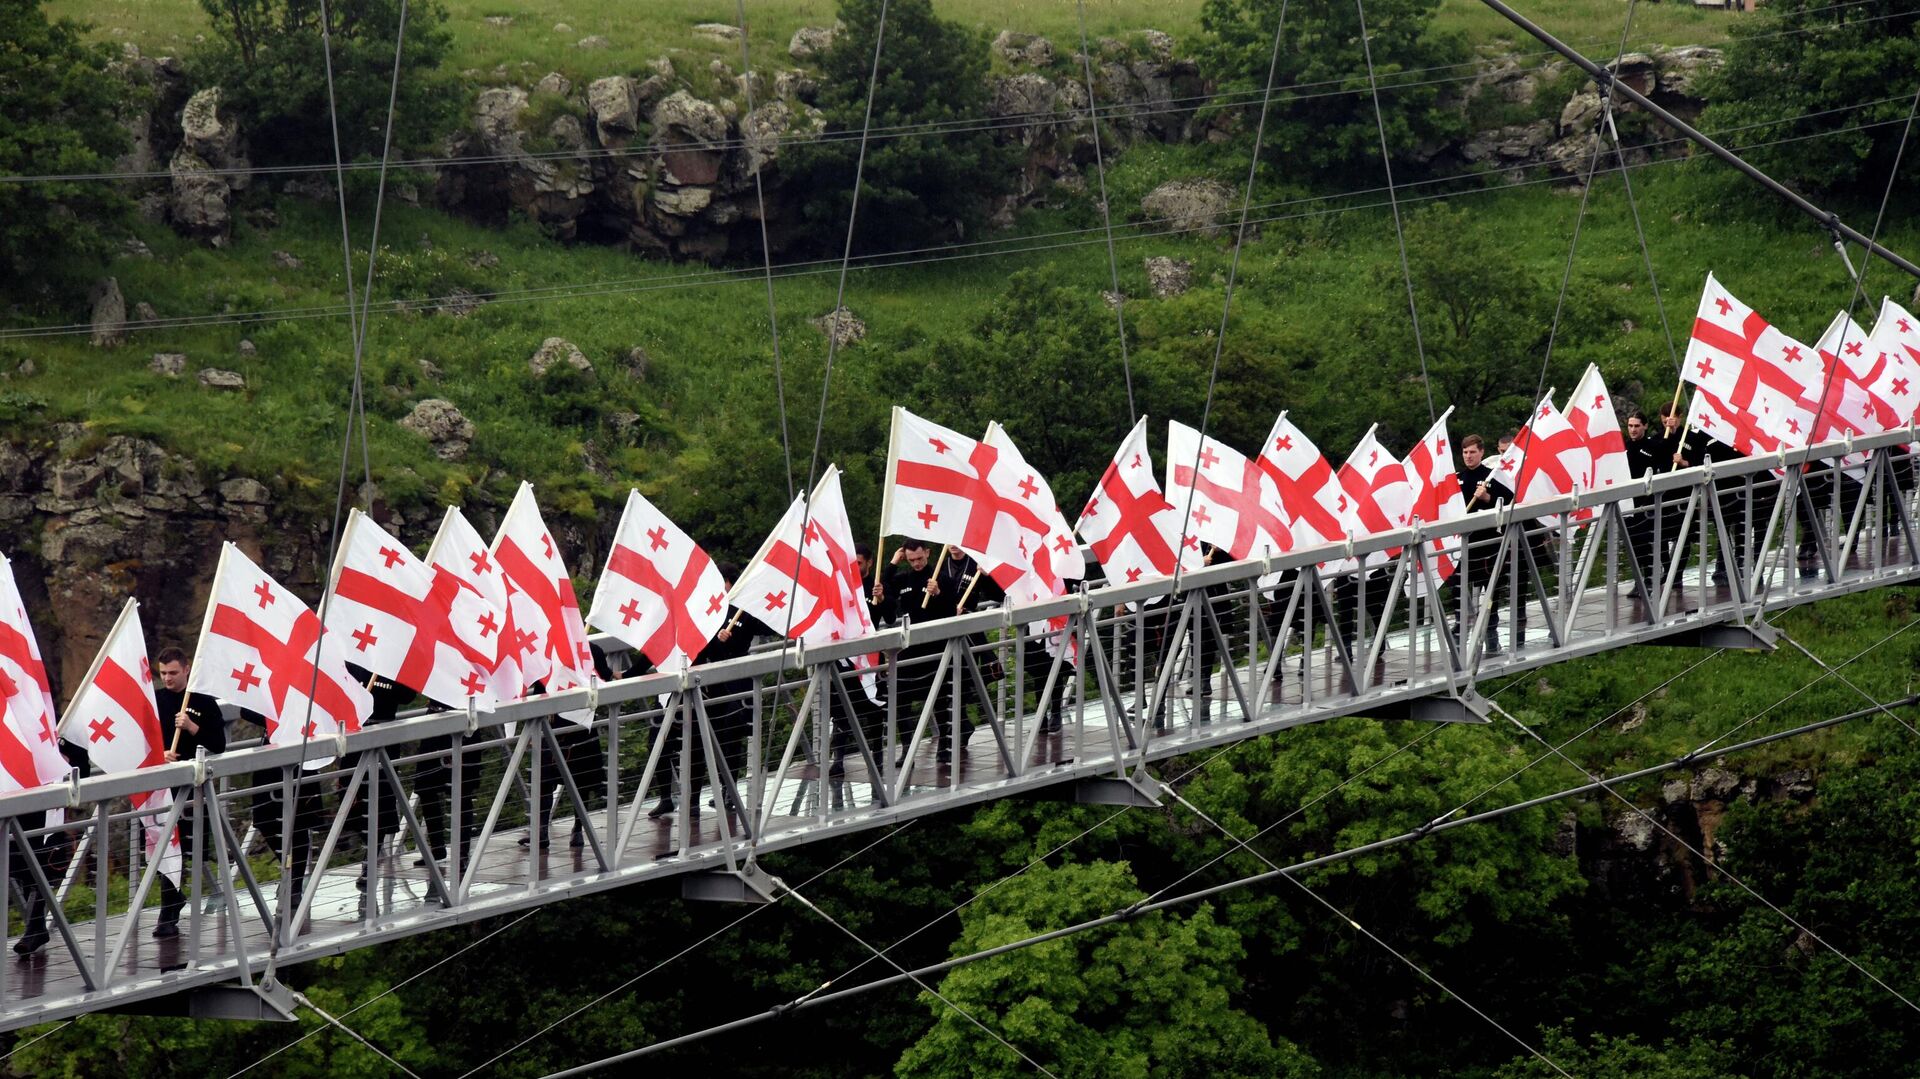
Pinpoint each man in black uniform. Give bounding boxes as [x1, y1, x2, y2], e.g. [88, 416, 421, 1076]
[1624, 411, 1665, 590]
[1454, 434, 1508, 651]
[873, 539, 962, 763]
[651, 580, 759, 821]
[343, 666, 415, 906]
[151, 646, 225, 935]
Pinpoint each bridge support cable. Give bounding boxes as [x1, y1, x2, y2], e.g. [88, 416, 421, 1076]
[291, 991, 422, 1079]
[767, 882, 1062, 1079]
[1354, 0, 1439, 428]
[1776, 631, 1920, 741]
[1484, 697, 1920, 1016]
[1164, 789, 1571, 1078]
[1169, 0, 1291, 593]
[733, 0, 796, 503]
[547, 699, 1893, 1068]
[450, 822, 915, 1079]
[1472, 0, 1920, 283]
[1074, 0, 1137, 424]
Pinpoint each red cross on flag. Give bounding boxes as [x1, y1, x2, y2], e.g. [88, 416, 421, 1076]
[324, 509, 506, 709]
[0, 551, 70, 795]
[1166, 420, 1291, 561]
[1333, 425, 1414, 569]
[975, 422, 1085, 593]
[1402, 408, 1466, 588]
[731, 467, 878, 672]
[880, 407, 1036, 584]
[56, 599, 179, 887]
[1686, 387, 1782, 457]
[588, 489, 726, 673]
[1075, 417, 1197, 588]
[1812, 310, 1889, 437]
[424, 506, 526, 701]
[1493, 393, 1592, 511]
[187, 543, 371, 757]
[1257, 412, 1347, 552]
[1865, 297, 1920, 431]
[1684, 273, 1822, 451]
[491, 483, 593, 726]
[1565, 365, 1631, 513]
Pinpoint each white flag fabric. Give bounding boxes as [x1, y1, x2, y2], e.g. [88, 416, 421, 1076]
[1402, 409, 1466, 588]
[1865, 297, 1920, 430]
[188, 543, 371, 755]
[491, 483, 593, 724]
[1256, 413, 1347, 552]
[1686, 388, 1781, 457]
[588, 489, 727, 673]
[1565, 365, 1632, 496]
[424, 506, 526, 700]
[57, 600, 179, 886]
[1075, 417, 1196, 587]
[1810, 312, 1878, 479]
[1165, 421, 1291, 560]
[1684, 273, 1822, 451]
[982, 424, 1084, 663]
[0, 551, 70, 794]
[326, 509, 504, 708]
[1492, 394, 1591, 508]
[730, 467, 878, 659]
[880, 407, 1036, 585]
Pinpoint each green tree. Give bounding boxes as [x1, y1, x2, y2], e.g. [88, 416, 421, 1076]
[1200, 0, 1469, 181]
[0, 0, 133, 291]
[1696, 0, 1920, 202]
[895, 860, 1318, 1078]
[192, 0, 455, 167]
[782, 0, 1017, 253]
[1494, 1026, 1743, 1079]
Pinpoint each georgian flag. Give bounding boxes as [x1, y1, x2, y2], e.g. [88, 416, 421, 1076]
[1165, 420, 1291, 561]
[57, 600, 179, 887]
[982, 424, 1083, 663]
[0, 551, 70, 795]
[1686, 387, 1781, 457]
[1493, 394, 1591, 509]
[491, 483, 593, 726]
[730, 467, 879, 685]
[1566, 365, 1631, 496]
[1684, 273, 1822, 450]
[325, 509, 505, 708]
[1810, 312, 1879, 479]
[424, 506, 526, 700]
[1402, 408, 1466, 588]
[1256, 412, 1347, 552]
[880, 407, 1036, 586]
[1865, 297, 1920, 429]
[188, 543, 371, 759]
[587, 489, 727, 673]
[1075, 417, 1196, 587]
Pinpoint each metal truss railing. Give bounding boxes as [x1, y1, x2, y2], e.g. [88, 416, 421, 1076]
[4, 430, 1919, 1029]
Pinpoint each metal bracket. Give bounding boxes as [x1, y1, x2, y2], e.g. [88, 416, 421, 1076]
[681, 863, 781, 905]
[1366, 689, 1492, 725]
[1662, 619, 1780, 651]
[1055, 773, 1165, 807]
[106, 978, 300, 1023]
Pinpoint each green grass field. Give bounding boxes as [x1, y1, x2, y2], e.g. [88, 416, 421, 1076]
[48, 0, 1740, 84]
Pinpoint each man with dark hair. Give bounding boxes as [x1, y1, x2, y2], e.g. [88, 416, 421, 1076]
[1624, 411, 1664, 590]
[1455, 434, 1509, 652]
[875, 539, 960, 764]
[150, 645, 226, 935]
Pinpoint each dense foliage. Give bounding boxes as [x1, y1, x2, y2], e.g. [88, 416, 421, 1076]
[0, 0, 133, 292]
[1199, 0, 1470, 180]
[1696, 0, 1920, 203]
[781, 0, 1018, 253]
[191, 0, 456, 167]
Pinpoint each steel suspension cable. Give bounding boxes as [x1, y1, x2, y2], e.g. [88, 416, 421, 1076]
[1076, 0, 1136, 424]
[1607, 100, 1684, 381]
[734, 0, 796, 504]
[1355, 0, 1437, 427]
[1169, 0, 1291, 596]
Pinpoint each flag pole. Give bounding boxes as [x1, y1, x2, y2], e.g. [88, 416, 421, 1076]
[921, 546, 949, 610]
[956, 567, 984, 612]
[879, 406, 903, 575]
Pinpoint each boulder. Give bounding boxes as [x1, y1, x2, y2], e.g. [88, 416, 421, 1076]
[992, 30, 1054, 66]
[1460, 120, 1555, 166]
[438, 287, 486, 318]
[1144, 256, 1192, 298]
[811, 307, 866, 348]
[1140, 178, 1235, 237]
[534, 71, 572, 96]
[398, 398, 476, 460]
[653, 185, 713, 217]
[272, 250, 303, 270]
[237, 338, 256, 357]
[218, 476, 270, 504]
[528, 337, 592, 377]
[741, 99, 821, 175]
[89, 278, 127, 349]
[178, 88, 245, 180]
[197, 368, 245, 390]
[789, 24, 838, 60]
[651, 90, 728, 186]
[482, 15, 513, 28]
[588, 76, 640, 142]
[1140, 29, 1176, 62]
[693, 22, 741, 41]
[168, 149, 230, 246]
[417, 358, 444, 381]
[576, 34, 609, 49]
[773, 69, 819, 102]
[622, 347, 651, 380]
[475, 86, 531, 150]
[1693, 767, 1740, 802]
[148, 353, 186, 377]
